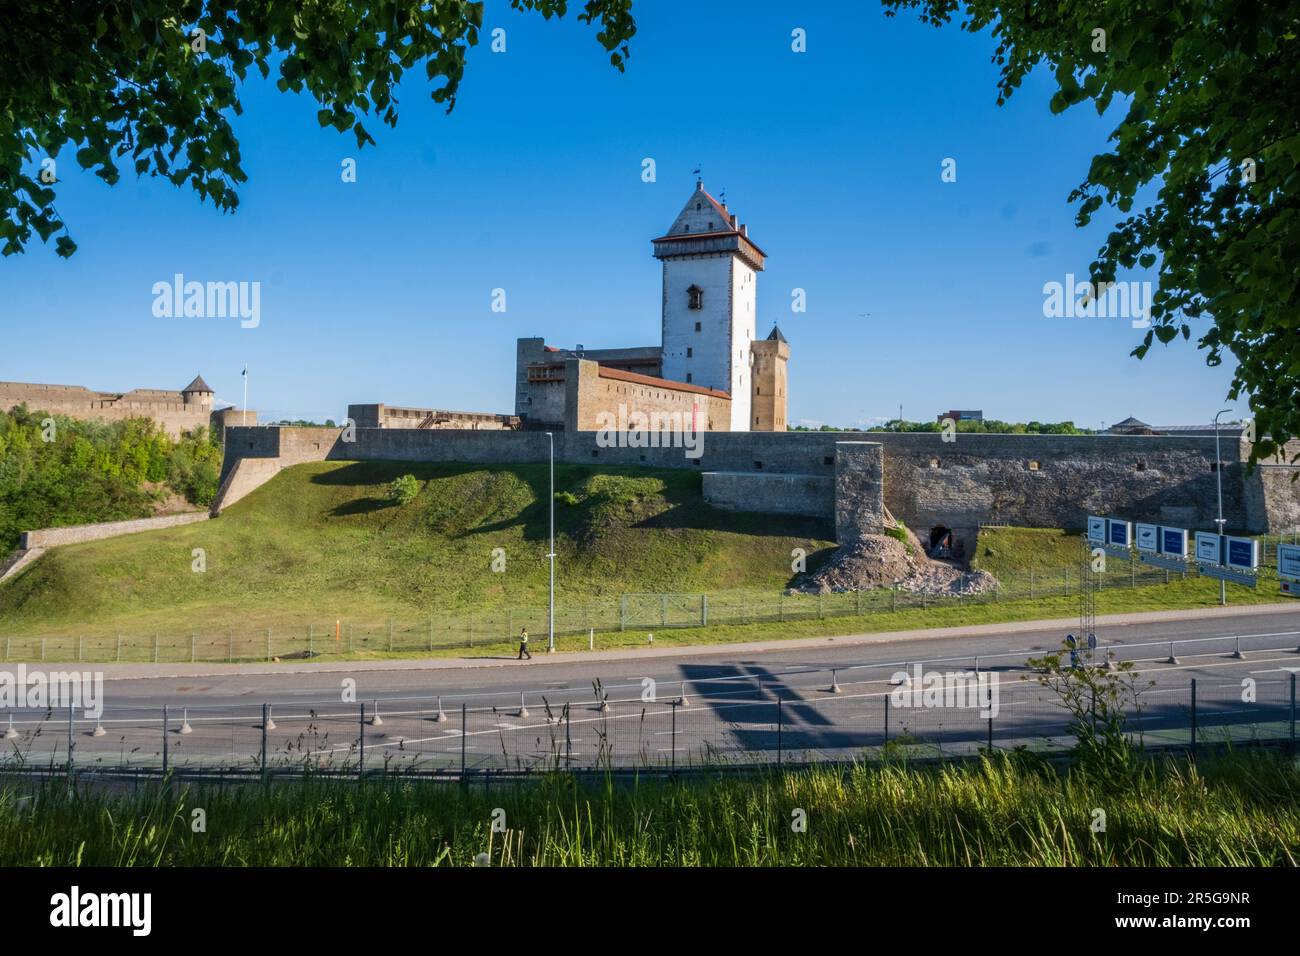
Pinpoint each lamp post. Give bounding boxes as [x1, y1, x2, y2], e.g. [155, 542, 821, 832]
[546, 432, 556, 653]
[1213, 408, 1232, 607]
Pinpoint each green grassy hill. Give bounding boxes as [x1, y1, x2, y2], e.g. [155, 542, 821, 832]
[970, 526, 1087, 575]
[0, 461, 835, 635]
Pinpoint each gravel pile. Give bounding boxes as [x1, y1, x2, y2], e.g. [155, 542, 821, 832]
[794, 525, 1000, 597]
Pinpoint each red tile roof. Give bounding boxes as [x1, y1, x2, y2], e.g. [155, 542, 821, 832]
[597, 365, 730, 399]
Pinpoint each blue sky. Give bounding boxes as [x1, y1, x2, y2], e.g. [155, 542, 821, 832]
[0, 1, 1245, 428]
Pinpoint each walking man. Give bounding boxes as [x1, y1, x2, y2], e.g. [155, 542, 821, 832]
[517, 626, 532, 661]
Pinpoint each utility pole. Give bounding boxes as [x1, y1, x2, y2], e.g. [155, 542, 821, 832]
[1213, 408, 1232, 606]
[546, 432, 556, 653]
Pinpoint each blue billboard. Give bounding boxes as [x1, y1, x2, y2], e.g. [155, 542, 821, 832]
[1194, 532, 1223, 565]
[1280, 544, 1300, 582]
[1160, 527, 1188, 558]
[1224, 536, 1259, 571]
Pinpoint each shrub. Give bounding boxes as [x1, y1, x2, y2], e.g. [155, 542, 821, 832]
[389, 474, 420, 506]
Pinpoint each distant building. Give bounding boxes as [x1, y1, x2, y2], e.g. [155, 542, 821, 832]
[0, 374, 248, 438]
[1105, 416, 1154, 435]
[937, 409, 983, 423]
[1105, 417, 1247, 438]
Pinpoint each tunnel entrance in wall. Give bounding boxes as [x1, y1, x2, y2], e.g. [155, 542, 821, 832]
[929, 525, 954, 559]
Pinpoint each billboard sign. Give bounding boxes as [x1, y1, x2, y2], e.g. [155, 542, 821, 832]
[1107, 519, 1131, 549]
[1224, 536, 1259, 571]
[1279, 544, 1300, 583]
[1195, 532, 1223, 565]
[1199, 564, 1258, 588]
[1160, 527, 1188, 558]
[1086, 516, 1106, 544]
[1135, 523, 1159, 553]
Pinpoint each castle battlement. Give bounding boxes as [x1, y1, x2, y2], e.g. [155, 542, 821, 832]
[0, 374, 246, 438]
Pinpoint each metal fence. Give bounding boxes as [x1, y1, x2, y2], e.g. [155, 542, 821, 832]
[0, 556, 1238, 664]
[4, 631, 1296, 779]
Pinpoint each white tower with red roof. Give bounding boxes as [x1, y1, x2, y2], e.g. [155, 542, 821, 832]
[653, 180, 766, 431]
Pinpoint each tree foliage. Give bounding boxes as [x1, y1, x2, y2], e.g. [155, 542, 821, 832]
[1026, 641, 1154, 784]
[0, 405, 222, 550]
[1, 0, 636, 258]
[883, 0, 1300, 464]
[789, 420, 1089, 434]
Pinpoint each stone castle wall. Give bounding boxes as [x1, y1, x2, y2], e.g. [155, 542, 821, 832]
[218, 427, 1300, 547]
[0, 381, 216, 438]
[564, 359, 732, 433]
[702, 471, 833, 516]
[19, 511, 210, 549]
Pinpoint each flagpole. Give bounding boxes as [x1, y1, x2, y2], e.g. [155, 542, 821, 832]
[242, 366, 248, 426]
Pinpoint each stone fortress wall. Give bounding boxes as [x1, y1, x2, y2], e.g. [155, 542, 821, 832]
[0, 376, 250, 438]
[216, 425, 1300, 554]
[564, 358, 733, 432]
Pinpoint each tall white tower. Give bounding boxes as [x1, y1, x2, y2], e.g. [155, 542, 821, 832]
[653, 181, 766, 431]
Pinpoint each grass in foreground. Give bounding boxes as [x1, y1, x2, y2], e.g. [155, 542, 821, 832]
[2, 750, 1297, 866]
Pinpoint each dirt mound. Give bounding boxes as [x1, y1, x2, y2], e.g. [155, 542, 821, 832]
[795, 525, 999, 597]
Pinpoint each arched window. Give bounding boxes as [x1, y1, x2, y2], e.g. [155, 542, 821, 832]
[687, 285, 703, 310]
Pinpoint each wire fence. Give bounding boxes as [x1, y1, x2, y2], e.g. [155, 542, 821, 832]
[0, 556, 1255, 664]
[4, 632, 1297, 779]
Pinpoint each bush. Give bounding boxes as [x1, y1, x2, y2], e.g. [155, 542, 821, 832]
[0, 408, 223, 549]
[389, 474, 420, 506]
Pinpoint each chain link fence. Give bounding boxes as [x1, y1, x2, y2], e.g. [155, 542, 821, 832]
[1, 556, 1246, 664]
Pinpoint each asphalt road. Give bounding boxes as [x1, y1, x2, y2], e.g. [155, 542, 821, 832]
[5, 607, 1299, 773]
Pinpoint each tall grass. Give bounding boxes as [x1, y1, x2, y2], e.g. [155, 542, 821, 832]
[2, 751, 1297, 866]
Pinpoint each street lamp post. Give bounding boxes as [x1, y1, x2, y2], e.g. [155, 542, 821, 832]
[546, 432, 556, 653]
[1213, 408, 1233, 607]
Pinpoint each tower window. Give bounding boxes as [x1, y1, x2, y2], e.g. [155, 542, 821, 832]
[687, 285, 703, 310]
[694, 322, 701, 332]
[686, 373, 693, 383]
[686, 347, 693, 358]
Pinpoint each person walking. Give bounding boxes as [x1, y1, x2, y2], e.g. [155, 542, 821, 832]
[517, 626, 532, 661]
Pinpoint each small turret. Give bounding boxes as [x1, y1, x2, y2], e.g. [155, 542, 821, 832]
[181, 374, 214, 408]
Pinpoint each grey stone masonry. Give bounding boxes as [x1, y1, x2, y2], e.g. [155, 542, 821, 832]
[835, 442, 885, 543]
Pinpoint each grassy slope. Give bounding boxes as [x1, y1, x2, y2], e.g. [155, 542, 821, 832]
[0, 465, 1283, 652]
[3, 752, 1297, 865]
[971, 526, 1086, 575]
[0, 461, 835, 634]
